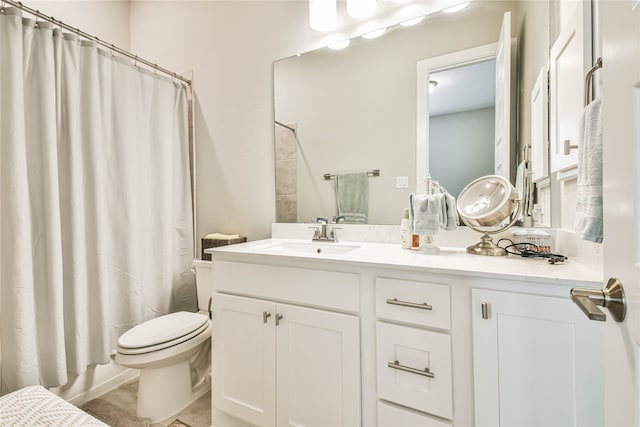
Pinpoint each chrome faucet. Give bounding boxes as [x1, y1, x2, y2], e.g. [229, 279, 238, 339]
[311, 217, 339, 242]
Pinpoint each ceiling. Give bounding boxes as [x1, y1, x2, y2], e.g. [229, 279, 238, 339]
[429, 59, 496, 117]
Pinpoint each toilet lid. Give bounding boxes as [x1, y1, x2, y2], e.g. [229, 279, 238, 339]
[118, 311, 210, 350]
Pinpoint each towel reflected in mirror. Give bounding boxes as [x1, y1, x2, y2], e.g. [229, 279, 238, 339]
[336, 172, 369, 224]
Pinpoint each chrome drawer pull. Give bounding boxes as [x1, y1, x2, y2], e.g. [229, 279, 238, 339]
[387, 360, 435, 378]
[386, 298, 433, 311]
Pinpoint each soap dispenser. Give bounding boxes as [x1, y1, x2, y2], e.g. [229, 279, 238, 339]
[400, 208, 411, 249]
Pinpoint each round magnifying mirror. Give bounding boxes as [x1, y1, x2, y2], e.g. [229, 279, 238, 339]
[457, 175, 522, 256]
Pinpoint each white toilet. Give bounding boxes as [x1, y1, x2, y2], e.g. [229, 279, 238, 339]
[115, 260, 213, 423]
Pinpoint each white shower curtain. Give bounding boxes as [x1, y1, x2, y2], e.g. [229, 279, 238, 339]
[0, 9, 196, 393]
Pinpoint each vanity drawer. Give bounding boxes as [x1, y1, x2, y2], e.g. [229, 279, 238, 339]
[376, 322, 452, 419]
[376, 277, 450, 329]
[213, 261, 359, 313]
[378, 401, 451, 427]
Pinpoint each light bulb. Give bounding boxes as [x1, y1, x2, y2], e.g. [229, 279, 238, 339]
[347, 0, 376, 19]
[328, 39, 351, 50]
[309, 0, 337, 32]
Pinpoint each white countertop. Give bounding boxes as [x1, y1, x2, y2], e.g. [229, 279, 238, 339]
[206, 238, 602, 286]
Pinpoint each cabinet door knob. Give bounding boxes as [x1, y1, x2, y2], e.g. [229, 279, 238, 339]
[263, 311, 271, 323]
[563, 139, 578, 155]
[276, 313, 284, 326]
[387, 360, 435, 379]
[386, 298, 433, 311]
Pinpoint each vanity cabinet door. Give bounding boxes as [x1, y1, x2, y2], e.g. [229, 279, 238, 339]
[472, 288, 604, 427]
[276, 303, 361, 427]
[212, 293, 361, 427]
[212, 294, 277, 427]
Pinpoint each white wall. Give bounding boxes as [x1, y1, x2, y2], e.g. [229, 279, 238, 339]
[27, 0, 130, 49]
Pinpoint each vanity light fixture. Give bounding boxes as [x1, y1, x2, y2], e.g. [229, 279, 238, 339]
[442, 1, 470, 13]
[309, 0, 337, 32]
[362, 27, 386, 39]
[347, 0, 376, 19]
[328, 39, 351, 50]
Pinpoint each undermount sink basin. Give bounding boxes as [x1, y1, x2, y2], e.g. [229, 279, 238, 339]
[258, 241, 361, 255]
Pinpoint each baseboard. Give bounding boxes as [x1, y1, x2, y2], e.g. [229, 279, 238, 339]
[51, 364, 139, 407]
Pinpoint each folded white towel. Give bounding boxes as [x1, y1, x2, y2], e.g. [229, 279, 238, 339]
[205, 233, 240, 240]
[575, 97, 603, 243]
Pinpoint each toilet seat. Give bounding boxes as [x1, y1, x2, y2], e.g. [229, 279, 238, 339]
[117, 311, 210, 355]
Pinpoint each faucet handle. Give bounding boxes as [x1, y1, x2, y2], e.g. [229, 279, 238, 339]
[312, 217, 329, 224]
[332, 215, 346, 224]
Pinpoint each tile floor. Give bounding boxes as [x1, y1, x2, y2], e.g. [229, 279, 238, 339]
[80, 378, 211, 427]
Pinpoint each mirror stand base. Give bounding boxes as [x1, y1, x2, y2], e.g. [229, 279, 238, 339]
[466, 233, 508, 256]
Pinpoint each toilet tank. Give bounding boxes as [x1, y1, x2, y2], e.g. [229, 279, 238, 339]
[192, 259, 212, 312]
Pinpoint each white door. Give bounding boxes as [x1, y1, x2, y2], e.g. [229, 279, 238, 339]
[600, 1, 640, 425]
[275, 303, 361, 427]
[472, 289, 604, 426]
[494, 11, 511, 180]
[212, 294, 277, 427]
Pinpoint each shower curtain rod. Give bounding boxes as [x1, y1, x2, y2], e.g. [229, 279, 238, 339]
[0, 0, 192, 86]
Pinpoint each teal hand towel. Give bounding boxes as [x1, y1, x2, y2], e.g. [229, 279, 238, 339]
[443, 192, 459, 231]
[336, 172, 369, 224]
[410, 192, 444, 235]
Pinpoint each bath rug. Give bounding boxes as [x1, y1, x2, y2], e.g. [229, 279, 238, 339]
[81, 398, 150, 427]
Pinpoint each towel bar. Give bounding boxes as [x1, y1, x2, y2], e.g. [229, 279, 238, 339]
[324, 169, 380, 180]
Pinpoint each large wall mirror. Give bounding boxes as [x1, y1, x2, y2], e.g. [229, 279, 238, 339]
[274, 1, 545, 225]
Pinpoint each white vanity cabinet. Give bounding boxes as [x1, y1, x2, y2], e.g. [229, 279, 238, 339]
[209, 240, 605, 427]
[211, 261, 361, 427]
[471, 288, 604, 427]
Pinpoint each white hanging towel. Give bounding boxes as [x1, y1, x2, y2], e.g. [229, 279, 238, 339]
[575, 97, 603, 243]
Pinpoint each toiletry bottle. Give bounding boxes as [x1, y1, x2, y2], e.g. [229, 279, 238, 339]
[400, 208, 411, 249]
